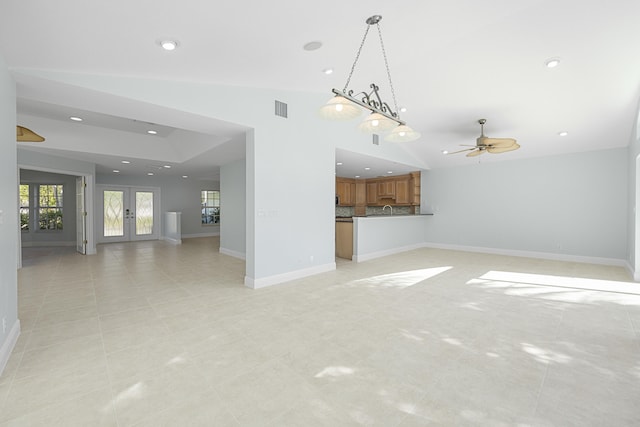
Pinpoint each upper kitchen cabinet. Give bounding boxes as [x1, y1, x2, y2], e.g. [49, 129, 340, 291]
[394, 176, 410, 205]
[377, 180, 396, 198]
[366, 181, 378, 205]
[337, 172, 421, 207]
[336, 177, 356, 206]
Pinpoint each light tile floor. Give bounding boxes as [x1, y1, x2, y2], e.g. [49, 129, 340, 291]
[1, 237, 639, 426]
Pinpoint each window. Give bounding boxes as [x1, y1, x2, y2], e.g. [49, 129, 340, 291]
[19, 184, 29, 231]
[38, 184, 64, 230]
[201, 190, 220, 224]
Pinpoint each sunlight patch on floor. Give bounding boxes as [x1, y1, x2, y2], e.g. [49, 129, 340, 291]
[399, 329, 425, 342]
[314, 366, 355, 378]
[348, 266, 452, 289]
[521, 342, 572, 364]
[165, 355, 187, 367]
[468, 270, 640, 305]
[112, 382, 147, 406]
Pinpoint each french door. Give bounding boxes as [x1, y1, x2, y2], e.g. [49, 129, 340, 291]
[98, 186, 160, 242]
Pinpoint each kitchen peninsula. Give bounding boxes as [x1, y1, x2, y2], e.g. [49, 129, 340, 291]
[335, 171, 432, 261]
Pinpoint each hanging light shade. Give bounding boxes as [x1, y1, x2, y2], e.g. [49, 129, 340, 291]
[320, 16, 419, 142]
[384, 125, 421, 142]
[358, 112, 397, 133]
[319, 96, 362, 120]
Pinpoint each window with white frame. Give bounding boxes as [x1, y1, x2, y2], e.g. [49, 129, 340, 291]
[201, 190, 220, 224]
[19, 184, 29, 231]
[19, 184, 64, 231]
[38, 184, 64, 230]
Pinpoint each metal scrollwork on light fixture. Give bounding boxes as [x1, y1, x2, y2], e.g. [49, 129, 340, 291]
[320, 15, 420, 142]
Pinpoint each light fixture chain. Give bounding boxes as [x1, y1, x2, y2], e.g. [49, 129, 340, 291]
[343, 24, 371, 92]
[376, 23, 399, 117]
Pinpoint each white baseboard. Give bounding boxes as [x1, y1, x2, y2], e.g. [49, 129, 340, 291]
[0, 319, 20, 378]
[161, 236, 182, 245]
[182, 232, 220, 239]
[353, 243, 426, 263]
[422, 242, 628, 268]
[245, 262, 336, 289]
[220, 247, 246, 260]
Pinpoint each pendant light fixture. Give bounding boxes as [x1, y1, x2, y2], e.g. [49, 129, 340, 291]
[319, 15, 420, 143]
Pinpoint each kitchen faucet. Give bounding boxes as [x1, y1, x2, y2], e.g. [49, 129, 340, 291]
[383, 205, 393, 216]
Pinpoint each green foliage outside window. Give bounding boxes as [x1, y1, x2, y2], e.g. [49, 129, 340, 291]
[19, 184, 29, 231]
[38, 185, 63, 230]
[19, 184, 64, 231]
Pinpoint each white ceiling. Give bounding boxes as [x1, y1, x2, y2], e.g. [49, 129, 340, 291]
[2, 0, 640, 179]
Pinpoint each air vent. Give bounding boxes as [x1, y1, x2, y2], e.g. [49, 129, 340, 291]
[372, 134, 380, 145]
[275, 100, 288, 118]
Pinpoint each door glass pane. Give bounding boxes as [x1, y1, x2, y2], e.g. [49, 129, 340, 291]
[104, 190, 124, 237]
[135, 191, 153, 235]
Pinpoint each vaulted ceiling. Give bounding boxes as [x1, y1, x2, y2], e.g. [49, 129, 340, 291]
[2, 0, 640, 179]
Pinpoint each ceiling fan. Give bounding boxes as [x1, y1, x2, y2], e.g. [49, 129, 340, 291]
[449, 119, 519, 157]
[16, 125, 45, 142]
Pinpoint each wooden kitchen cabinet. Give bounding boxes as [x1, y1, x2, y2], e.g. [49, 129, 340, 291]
[395, 178, 410, 204]
[337, 172, 421, 208]
[335, 220, 353, 259]
[410, 171, 421, 206]
[336, 178, 355, 206]
[366, 181, 378, 205]
[377, 180, 395, 198]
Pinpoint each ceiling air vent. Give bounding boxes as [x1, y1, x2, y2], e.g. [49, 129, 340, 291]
[275, 100, 288, 118]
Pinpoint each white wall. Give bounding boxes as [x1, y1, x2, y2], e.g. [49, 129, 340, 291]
[0, 54, 19, 376]
[19, 170, 77, 246]
[628, 100, 640, 278]
[220, 157, 246, 258]
[96, 173, 219, 237]
[422, 148, 628, 263]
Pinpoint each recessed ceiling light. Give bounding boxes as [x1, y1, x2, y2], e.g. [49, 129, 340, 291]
[147, 172, 154, 176]
[364, 167, 371, 170]
[163, 165, 171, 169]
[323, 68, 334, 75]
[69, 116, 83, 122]
[442, 150, 449, 154]
[121, 160, 130, 164]
[303, 41, 322, 51]
[336, 162, 343, 166]
[147, 130, 157, 135]
[160, 40, 178, 51]
[387, 171, 393, 174]
[400, 107, 407, 113]
[182, 175, 188, 179]
[545, 58, 560, 68]
[113, 170, 120, 173]
[558, 131, 568, 137]
[355, 175, 360, 178]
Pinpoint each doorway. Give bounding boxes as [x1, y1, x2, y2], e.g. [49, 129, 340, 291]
[97, 185, 160, 243]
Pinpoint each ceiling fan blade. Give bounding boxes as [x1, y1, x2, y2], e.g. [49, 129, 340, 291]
[448, 147, 476, 154]
[466, 148, 486, 157]
[485, 137, 517, 148]
[17, 125, 45, 142]
[487, 142, 520, 154]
